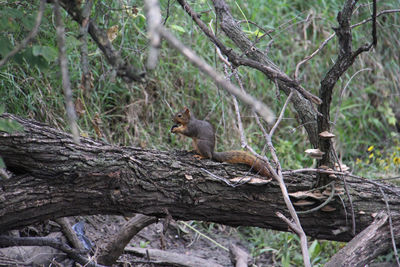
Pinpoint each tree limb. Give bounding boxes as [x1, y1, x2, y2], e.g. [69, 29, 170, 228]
[1, 113, 400, 249]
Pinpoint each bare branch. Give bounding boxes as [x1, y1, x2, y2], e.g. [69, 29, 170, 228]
[332, 68, 372, 128]
[269, 91, 293, 137]
[0, 0, 46, 68]
[295, 7, 399, 81]
[145, 0, 162, 69]
[0, 235, 103, 267]
[97, 214, 157, 266]
[379, 188, 400, 266]
[125, 246, 224, 267]
[53, 0, 80, 144]
[56, 217, 86, 251]
[79, 0, 93, 94]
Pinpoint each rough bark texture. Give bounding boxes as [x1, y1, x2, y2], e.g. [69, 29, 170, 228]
[125, 246, 224, 267]
[97, 214, 157, 265]
[326, 212, 400, 267]
[1, 113, 400, 245]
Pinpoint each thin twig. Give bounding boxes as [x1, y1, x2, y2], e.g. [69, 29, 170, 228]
[295, 8, 399, 79]
[269, 91, 293, 137]
[54, 0, 80, 143]
[163, 0, 171, 25]
[0, 0, 47, 68]
[333, 150, 356, 236]
[296, 182, 335, 214]
[79, 0, 93, 95]
[332, 68, 372, 128]
[372, 0, 377, 47]
[379, 187, 400, 267]
[294, 33, 335, 79]
[350, 9, 400, 29]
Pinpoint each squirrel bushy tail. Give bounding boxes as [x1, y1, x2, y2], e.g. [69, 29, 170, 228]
[212, 151, 270, 176]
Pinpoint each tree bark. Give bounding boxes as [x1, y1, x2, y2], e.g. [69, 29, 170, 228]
[326, 212, 400, 267]
[0, 113, 399, 245]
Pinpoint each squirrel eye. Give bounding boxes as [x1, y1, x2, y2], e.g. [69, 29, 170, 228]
[177, 114, 182, 118]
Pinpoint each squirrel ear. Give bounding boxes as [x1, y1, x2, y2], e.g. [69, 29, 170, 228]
[183, 106, 190, 115]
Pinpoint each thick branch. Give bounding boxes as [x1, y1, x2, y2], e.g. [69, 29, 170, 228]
[326, 212, 400, 267]
[97, 214, 157, 265]
[1, 113, 400, 246]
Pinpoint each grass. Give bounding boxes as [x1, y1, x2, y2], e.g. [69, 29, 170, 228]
[0, 0, 399, 264]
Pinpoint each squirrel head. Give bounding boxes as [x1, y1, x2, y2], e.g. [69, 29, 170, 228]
[172, 106, 191, 125]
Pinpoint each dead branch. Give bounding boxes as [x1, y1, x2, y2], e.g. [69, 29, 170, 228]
[0, 235, 103, 267]
[229, 244, 249, 267]
[325, 212, 400, 267]
[125, 246, 224, 267]
[97, 214, 157, 266]
[56, 217, 86, 251]
[79, 0, 93, 95]
[53, 0, 80, 144]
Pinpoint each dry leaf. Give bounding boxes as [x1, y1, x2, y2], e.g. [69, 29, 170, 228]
[75, 98, 85, 117]
[107, 25, 119, 42]
[92, 113, 103, 138]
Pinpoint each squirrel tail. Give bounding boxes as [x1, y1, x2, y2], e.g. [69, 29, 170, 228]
[212, 151, 270, 177]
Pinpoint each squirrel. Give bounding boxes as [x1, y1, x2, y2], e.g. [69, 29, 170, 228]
[171, 107, 270, 177]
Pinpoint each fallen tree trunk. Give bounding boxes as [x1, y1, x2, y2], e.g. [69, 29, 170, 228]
[0, 113, 399, 244]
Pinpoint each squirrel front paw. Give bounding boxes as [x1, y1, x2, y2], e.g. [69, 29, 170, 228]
[171, 124, 185, 133]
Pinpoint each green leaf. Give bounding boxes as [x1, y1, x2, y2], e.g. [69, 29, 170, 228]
[309, 240, 321, 260]
[0, 104, 5, 115]
[170, 25, 186, 33]
[14, 48, 49, 70]
[0, 118, 24, 133]
[0, 37, 13, 58]
[32, 45, 58, 63]
[21, 14, 35, 30]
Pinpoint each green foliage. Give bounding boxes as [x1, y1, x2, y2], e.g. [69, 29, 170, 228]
[0, 105, 23, 133]
[238, 227, 344, 266]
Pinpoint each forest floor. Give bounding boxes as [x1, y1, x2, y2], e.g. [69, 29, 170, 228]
[81, 215, 274, 266]
[0, 215, 274, 266]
